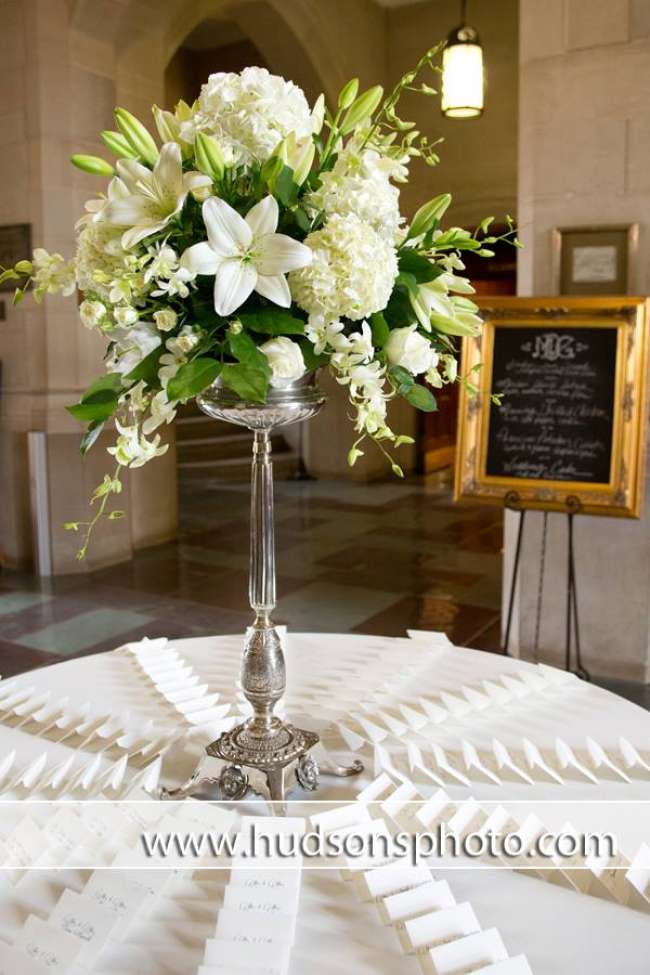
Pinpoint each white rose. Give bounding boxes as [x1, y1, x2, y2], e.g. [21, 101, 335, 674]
[79, 299, 106, 329]
[385, 325, 435, 376]
[154, 309, 178, 332]
[114, 305, 139, 327]
[260, 336, 306, 388]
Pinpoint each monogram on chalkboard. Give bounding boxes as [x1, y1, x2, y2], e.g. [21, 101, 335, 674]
[521, 332, 588, 362]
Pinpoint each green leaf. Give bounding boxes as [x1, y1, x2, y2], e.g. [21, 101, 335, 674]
[81, 373, 123, 403]
[369, 312, 390, 349]
[238, 309, 306, 335]
[0, 268, 19, 285]
[384, 287, 416, 328]
[398, 250, 443, 284]
[166, 357, 221, 402]
[228, 330, 261, 364]
[124, 347, 163, 385]
[396, 271, 418, 296]
[66, 390, 118, 423]
[405, 384, 438, 412]
[388, 364, 415, 396]
[80, 420, 106, 455]
[220, 362, 269, 403]
[274, 164, 299, 207]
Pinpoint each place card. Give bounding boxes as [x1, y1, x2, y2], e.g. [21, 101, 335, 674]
[506, 814, 547, 871]
[229, 867, 302, 901]
[461, 685, 490, 711]
[522, 739, 564, 784]
[215, 907, 294, 946]
[585, 737, 630, 782]
[0, 749, 16, 786]
[398, 901, 480, 954]
[352, 713, 389, 743]
[499, 674, 531, 700]
[381, 782, 422, 830]
[202, 937, 290, 975]
[618, 737, 650, 775]
[374, 708, 408, 738]
[481, 680, 513, 707]
[223, 885, 300, 939]
[43, 808, 95, 857]
[373, 742, 406, 781]
[399, 703, 429, 732]
[49, 888, 119, 964]
[83, 870, 159, 936]
[417, 698, 449, 725]
[439, 690, 472, 719]
[310, 803, 371, 834]
[355, 863, 433, 902]
[333, 722, 365, 752]
[492, 740, 534, 785]
[3, 816, 44, 867]
[0, 943, 51, 975]
[555, 739, 599, 784]
[357, 772, 396, 803]
[473, 956, 533, 974]
[14, 915, 82, 973]
[474, 806, 520, 864]
[430, 745, 470, 786]
[584, 850, 633, 904]
[338, 818, 395, 876]
[445, 798, 485, 841]
[414, 789, 452, 831]
[625, 842, 650, 903]
[422, 928, 508, 975]
[379, 879, 456, 925]
[461, 740, 501, 786]
[406, 742, 446, 787]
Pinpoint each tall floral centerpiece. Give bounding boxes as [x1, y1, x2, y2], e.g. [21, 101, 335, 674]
[2, 48, 517, 799]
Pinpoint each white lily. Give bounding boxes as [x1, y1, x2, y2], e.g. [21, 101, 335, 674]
[181, 195, 312, 317]
[104, 143, 211, 250]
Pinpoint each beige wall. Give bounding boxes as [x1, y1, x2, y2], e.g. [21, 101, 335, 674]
[387, 0, 519, 229]
[506, 0, 650, 682]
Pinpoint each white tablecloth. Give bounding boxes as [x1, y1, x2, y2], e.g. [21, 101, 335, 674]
[0, 631, 649, 974]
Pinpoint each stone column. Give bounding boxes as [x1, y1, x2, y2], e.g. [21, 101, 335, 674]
[507, 0, 650, 681]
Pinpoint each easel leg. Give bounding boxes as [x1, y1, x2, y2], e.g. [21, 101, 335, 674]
[567, 513, 591, 681]
[502, 509, 526, 655]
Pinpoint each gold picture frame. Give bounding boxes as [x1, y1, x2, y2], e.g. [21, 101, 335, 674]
[454, 297, 650, 518]
[552, 224, 638, 295]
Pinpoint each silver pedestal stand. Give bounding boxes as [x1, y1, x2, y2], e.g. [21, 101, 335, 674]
[161, 373, 363, 804]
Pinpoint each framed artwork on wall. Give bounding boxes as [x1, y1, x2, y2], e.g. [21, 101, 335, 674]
[552, 224, 638, 295]
[454, 296, 650, 518]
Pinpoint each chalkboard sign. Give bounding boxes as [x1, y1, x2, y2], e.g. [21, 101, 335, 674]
[455, 297, 649, 518]
[486, 326, 617, 484]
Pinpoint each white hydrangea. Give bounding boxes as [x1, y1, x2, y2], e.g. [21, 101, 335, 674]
[307, 148, 402, 241]
[75, 222, 140, 303]
[290, 213, 398, 322]
[194, 67, 312, 164]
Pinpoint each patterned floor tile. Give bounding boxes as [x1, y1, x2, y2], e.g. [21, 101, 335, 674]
[17, 607, 154, 655]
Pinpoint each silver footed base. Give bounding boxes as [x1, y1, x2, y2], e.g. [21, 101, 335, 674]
[159, 718, 364, 804]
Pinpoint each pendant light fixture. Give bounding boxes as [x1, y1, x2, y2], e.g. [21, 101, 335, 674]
[441, 0, 484, 119]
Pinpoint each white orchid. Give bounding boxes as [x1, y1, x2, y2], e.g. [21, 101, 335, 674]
[107, 420, 168, 468]
[104, 143, 211, 250]
[107, 323, 161, 375]
[181, 195, 312, 317]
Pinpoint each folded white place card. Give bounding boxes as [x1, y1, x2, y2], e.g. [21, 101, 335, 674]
[492, 740, 534, 785]
[379, 879, 456, 926]
[0, 942, 51, 975]
[584, 737, 629, 782]
[229, 866, 302, 898]
[414, 789, 453, 831]
[473, 955, 533, 974]
[14, 915, 83, 973]
[430, 745, 470, 787]
[399, 902, 480, 954]
[3, 816, 44, 867]
[555, 739, 599, 784]
[381, 782, 422, 829]
[215, 907, 294, 946]
[445, 799, 485, 841]
[310, 803, 371, 834]
[522, 739, 563, 785]
[461, 741, 501, 786]
[619, 737, 650, 775]
[83, 869, 155, 936]
[202, 937, 290, 975]
[355, 863, 433, 902]
[422, 927, 508, 975]
[357, 772, 396, 803]
[49, 887, 119, 964]
[223, 882, 301, 930]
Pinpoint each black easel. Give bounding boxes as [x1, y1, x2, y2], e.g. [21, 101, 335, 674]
[501, 491, 591, 681]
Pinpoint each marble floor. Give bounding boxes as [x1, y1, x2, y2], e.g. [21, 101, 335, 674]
[0, 472, 648, 709]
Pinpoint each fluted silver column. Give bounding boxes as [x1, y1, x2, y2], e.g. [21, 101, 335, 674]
[242, 430, 285, 734]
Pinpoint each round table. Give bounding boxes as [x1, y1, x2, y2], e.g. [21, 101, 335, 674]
[0, 631, 649, 974]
